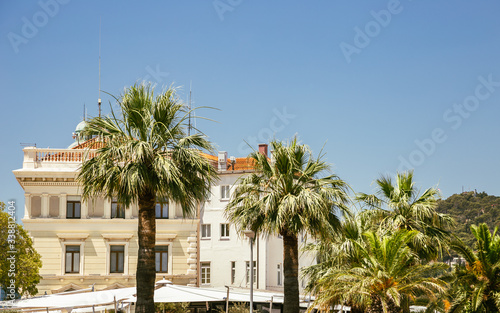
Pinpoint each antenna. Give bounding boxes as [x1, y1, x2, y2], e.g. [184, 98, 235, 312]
[83, 103, 86, 121]
[188, 81, 192, 136]
[98, 16, 102, 118]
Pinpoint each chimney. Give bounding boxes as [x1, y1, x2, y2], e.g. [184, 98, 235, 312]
[258, 144, 268, 157]
[218, 151, 228, 171]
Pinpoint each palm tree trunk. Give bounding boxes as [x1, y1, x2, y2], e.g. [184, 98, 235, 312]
[484, 297, 498, 313]
[400, 295, 410, 313]
[387, 299, 402, 313]
[135, 191, 156, 313]
[367, 294, 383, 313]
[350, 305, 364, 313]
[283, 233, 299, 313]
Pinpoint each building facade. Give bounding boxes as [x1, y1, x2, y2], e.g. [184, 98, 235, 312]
[13, 143, 199, 295]
[198, 145, 316, 293]
[13, 130, 315, 295]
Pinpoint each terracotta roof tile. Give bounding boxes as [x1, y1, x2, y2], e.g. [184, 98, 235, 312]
[70, 139, 256, 171]
[72, 137, 106, 149]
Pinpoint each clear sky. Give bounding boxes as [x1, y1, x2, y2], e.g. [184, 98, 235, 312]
[1, 1, 499, 221]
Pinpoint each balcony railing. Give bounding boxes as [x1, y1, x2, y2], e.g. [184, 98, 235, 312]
[22, 147, 98, 169]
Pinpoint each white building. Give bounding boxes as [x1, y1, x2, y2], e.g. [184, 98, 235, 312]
[198, 144, 316, 292]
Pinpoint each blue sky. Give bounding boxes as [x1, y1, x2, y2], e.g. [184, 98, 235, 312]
[1, 1, 499, 221]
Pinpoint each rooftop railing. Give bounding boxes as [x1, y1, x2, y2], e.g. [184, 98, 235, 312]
[22, 147, 97, 169]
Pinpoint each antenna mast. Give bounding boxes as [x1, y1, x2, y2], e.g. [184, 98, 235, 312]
[188, 81, 192, 136]
[98, 17, 102, 118]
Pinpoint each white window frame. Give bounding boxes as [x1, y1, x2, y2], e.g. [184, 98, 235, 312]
[201, 262, 211, 285]
[111, 200, 125, 219]
[105, 241, 129, 275]
[246, 261, 256, 285]
[277, 263, 282, 286]
[155, 245, 170, 273]
[201, 224, 211, 239]
[66, 200, 81, 219]
[220, 185, 230, 200]
[231, 261, 236, 285]
[155, 202, 169, 219]
[60, 240, 85, 276]
[220, 223, 230, 239]
[155, 237, 173, 274]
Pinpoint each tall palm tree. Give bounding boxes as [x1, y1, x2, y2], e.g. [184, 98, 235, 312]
[357, 171, 454, 261]
[448, 223, 500, 313]
[225, 138, 350, 313]
[310, 230, 448, 313]
[77, 83, 218, 313]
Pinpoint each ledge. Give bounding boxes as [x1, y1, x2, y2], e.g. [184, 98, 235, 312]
[156, 233, 177, 241]
[56, 233, 89, 241]
[101, 233, 134, 241]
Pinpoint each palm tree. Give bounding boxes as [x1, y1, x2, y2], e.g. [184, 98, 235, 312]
[357, 171, 454, 261]
[77, 83, 218, 313]
[303, 213, 371, 313]
[310, 230, 448, 313]
[225, 138, 350, 313]
[448, 223, 500, 313]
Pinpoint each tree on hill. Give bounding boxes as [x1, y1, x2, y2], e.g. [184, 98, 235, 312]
[0, 201, 42, 300]
[436, 191, 500, 249]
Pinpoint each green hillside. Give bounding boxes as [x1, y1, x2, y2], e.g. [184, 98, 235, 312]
[436, 191, 500, 248]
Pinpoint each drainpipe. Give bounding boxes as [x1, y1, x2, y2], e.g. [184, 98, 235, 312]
[197, 201, 201, 287]
[256, 236, 259, 289]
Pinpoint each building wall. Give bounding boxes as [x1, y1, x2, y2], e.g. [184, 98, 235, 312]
[13, 147, 198, 295]
[199, 170, 316, 294]
[14, 146, 316, 296]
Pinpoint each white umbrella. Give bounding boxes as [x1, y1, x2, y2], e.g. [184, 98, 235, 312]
[5, 287, 135, 310]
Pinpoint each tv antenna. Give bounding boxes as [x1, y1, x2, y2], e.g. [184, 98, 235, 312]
[98, 16, 102, 118]
[188, 81, 192, 136]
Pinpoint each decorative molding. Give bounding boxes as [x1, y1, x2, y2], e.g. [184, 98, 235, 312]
[21, 182, 79, 187]
[57, 233, 89, 241]
[51, 283, 85, 294]
[156, 233, 177, 241]
[102, 233, 134, 241]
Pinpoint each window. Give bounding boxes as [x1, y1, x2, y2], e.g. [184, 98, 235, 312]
[201, 224, 211, 239]
[110, 245, 125, 273]
[246, 261, 256, 284]
[66, 201, 81, 219]
[277, 263, 282, 286]
[155, 202, 169, 219]
[201, 262, 211, 284]
[155, 246, 168, 273]
[220, 185, 230, 200]
[231, 261, 236, 284]
[111, 201, 125, 219]
[65, 245, 80, 273]
[220, 223, 230, 239]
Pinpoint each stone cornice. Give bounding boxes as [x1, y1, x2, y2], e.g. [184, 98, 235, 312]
[101, 233, 134, 241]
[57, 233, 89, 241]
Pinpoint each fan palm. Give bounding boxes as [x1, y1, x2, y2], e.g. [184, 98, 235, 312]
[225, 138, 350, 313]
[77, 83, 218, 313]
[310, 230, 448, 313]
[357, 171, 454, 261]
[303, 213, 370, 313]
[448, 223, 500, 313]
